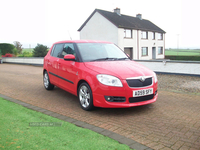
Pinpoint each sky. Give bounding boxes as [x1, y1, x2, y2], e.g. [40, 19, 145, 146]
[0, 0, 200, 49]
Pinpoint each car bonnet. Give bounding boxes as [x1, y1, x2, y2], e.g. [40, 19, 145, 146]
[84, 60, 153, 79]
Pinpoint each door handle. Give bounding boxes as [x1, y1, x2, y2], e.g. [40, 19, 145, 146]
[57, 59, 60, 68]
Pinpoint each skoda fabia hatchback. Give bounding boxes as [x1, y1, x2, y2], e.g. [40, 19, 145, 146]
[43, 40, 158, 111]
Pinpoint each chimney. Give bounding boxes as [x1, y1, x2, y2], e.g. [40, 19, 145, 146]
[136, 14, 142, 20]
[114, 8, 121, 15]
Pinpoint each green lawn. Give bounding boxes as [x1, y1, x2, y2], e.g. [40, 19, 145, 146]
[165, 49, 200, 56]
[0, 98, 132, 150]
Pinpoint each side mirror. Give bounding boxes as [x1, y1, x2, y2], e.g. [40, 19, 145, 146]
[64, 54, 75, 61]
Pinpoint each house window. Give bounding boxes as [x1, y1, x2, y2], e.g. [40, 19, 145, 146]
[152, 32, 155, 40]
[141, 47, 148, 56]
[124, 29, 132, 38]
[158, 47, 163, 54]
[158, 33, 163, 40]
[141, 31, 148, 39]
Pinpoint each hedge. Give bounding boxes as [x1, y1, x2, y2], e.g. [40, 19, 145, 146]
[165, 56, 200, 61]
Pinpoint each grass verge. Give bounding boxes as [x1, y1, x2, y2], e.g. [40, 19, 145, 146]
[165, 49, 200, 56]
[0, 98, 132, 150]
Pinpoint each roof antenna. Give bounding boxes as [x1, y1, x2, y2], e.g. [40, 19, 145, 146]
[68, 30, 72, 40]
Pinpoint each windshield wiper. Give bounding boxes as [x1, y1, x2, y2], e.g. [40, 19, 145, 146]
[116, 57, 130, 60]
[90, 57, 117, 62]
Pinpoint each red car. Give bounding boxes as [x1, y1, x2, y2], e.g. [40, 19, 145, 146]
[43, 40, 158, 111]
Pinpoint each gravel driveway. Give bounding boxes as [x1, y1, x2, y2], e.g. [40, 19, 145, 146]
[158, 74, 200, 94]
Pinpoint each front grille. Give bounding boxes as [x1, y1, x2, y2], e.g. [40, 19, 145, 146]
[126, 77, 152, 88]
[104, 96, 126, 102]
[129, 94, 154, 103]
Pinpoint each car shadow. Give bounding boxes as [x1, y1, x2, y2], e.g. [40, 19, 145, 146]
[93, 103, 156, 116]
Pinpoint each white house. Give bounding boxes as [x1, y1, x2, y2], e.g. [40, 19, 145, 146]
[78, 8, 166, 60]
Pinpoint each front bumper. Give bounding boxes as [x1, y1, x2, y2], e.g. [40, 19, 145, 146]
[92, 80, 158, 108]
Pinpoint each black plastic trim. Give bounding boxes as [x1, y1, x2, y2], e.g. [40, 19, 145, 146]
[49, 72, 74, 84]
[126, 77, 152, 88]
[129, 94, 154, 103]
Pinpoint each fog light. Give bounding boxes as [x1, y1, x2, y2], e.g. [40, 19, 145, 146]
[104, 96, 126, 102]
[104, 96, 113, 101]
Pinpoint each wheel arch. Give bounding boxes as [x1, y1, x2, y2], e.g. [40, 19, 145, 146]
[77, 79, 90, 95]
[43, 69, 47, 75]
[77, 79, 95, 111]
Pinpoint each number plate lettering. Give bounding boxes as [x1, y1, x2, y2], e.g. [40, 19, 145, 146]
[133, 88, 153, 97]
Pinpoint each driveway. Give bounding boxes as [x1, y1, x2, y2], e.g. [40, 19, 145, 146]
[0, 64, 200, 150]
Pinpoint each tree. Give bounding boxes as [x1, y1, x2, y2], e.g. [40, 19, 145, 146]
[13, 41, 23, 54]
[13, 48, 18, 57]
[0, 43, 15, 55]
[33, 44, 48, 57]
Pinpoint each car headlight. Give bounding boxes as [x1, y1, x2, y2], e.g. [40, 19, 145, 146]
[153, 72, 158, 83]
[96, 74, 123, 87]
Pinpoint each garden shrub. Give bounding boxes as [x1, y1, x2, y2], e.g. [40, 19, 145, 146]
[18, 51, 33, 57]
[0, 43, 15, 55]
[2, 53, 13, 57]
[33, 44, 48, 57]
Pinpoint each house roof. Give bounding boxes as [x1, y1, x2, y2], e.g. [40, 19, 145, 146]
[78, 9, 166, 33]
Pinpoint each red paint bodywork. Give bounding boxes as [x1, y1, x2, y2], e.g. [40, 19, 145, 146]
[43, 40, 158, 108]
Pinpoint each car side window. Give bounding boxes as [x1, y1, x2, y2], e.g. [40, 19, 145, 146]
[59, 43, 75, 58]
[51, 44, 64, 57]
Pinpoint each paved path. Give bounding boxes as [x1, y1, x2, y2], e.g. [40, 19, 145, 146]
[0, 64, 200, 150]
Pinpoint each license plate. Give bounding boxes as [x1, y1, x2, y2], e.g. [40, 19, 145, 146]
[133, 88, 153, 97]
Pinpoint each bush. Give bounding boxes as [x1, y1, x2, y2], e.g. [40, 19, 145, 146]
[18, 51, 33, 57]
[13, 48, 18, 57]
[33, 44, 48, 57]
[0, 43, 15, 55]
[2, 53, 13, 57]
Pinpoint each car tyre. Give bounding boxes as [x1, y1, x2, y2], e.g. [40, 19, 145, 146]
[43, 71, 54, 90]
[78, 82, 94, 111]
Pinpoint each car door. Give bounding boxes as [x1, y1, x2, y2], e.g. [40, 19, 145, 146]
[57, 43, 78, 94]
[47, 43, 64, 85]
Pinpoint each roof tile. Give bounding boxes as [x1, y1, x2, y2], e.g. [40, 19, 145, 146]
[78, 9, 165, 33]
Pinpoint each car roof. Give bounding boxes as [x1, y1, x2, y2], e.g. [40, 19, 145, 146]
[53, 40, 112, 45]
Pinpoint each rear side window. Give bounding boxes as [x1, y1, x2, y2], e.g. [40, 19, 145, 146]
[51, 44, 64, 57]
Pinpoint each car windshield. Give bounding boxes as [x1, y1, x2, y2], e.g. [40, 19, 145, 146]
[76, 43, 130, 62]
